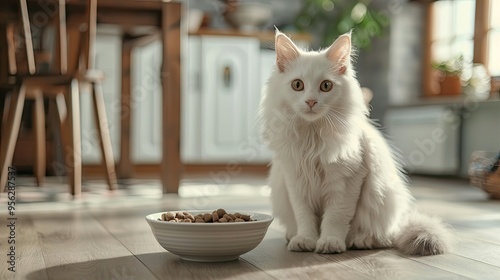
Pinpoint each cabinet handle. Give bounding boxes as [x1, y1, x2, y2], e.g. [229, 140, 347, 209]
[223, 66, 231, 88]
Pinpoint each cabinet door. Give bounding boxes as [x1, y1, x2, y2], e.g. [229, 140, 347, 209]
[181, 36, 202, 163]
[200, 36, 259, 162]
[131, 40, 162, 163]
[251, 49, 276, 162]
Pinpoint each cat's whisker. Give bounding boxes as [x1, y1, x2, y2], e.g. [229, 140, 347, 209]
[329, 113, 349, 133]
[325, 114, 339, 134]
[330, 109, 349, 118]
[329, 110, 353, 124]
[329, 105, 348, 110]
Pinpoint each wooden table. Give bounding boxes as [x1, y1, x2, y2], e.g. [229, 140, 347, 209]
[90, 0, 182, 194]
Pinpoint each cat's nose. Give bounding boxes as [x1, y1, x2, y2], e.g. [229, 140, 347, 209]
[306, 99, 318, 108]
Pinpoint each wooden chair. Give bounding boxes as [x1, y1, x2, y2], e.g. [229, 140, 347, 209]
[0, 0, 50, 187]
[0, 0, 118, 196]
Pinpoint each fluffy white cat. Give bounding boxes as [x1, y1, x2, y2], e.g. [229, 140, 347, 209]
[259, 30, 453, 255]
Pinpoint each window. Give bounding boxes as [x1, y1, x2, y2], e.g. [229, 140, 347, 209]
[423, 0, 500, 96]
[488, 0, 500, 76]
[432, 0, 475, 64]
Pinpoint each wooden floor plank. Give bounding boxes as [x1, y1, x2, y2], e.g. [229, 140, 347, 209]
[451, 219, 500, 246]
[322, 249, 467, 280]
[402, 251, 500, 280]
[93, 208, 276, 280]
[451, 236, 500, 268]
[0, 214, 49, 280]
[241, 228, 373, 280]
[27, 211, 158, 280]
[1, 175, 500, 279]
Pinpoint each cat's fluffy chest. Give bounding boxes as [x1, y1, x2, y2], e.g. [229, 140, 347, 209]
[271, 116, 365, 168]
[275, 120, 367, 191]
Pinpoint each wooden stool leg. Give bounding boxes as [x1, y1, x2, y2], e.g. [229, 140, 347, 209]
[92, 81, 117, 190]
[33, 91, 46, 186]
[63, 79, 81, 197]
[0, 86, 26, 192]
[54, 93, 68, 180]
[2, 94, 12, 134]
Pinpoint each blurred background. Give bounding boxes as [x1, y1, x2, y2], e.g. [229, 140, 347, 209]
[3, 0, 500, 197]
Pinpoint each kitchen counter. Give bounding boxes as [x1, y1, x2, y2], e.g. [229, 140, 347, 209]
[189, 28, 312, 47]
[387, 94, 500, 108]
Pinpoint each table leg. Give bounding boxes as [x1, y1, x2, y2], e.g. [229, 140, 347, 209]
[160, 2, 182, 194]
[117, 38, 133, 179]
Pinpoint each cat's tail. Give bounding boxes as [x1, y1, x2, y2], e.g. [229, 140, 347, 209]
[394, 211, 454, 255]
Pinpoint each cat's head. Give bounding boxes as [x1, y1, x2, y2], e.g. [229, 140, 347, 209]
[267, 30, 367, 123]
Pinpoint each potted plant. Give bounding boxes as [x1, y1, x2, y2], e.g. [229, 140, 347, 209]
[431, 56, 464, 96]
[462, 63, 491, 100]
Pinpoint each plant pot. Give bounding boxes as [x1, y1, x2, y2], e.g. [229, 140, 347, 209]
[439, 75, 462, 96]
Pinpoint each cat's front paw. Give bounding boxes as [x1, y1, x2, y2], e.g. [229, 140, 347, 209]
[287, 235, 317, 252]
[286, 230, 297, 243]
[315, 236, 346, 254]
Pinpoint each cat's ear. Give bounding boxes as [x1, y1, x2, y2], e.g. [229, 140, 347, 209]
[326, 32, 352, 75]
[275, 30, 300, 73]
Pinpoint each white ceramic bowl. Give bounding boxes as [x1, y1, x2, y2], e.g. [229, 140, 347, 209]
[225, 2, 273, 31]
[146, 210, 273, 262]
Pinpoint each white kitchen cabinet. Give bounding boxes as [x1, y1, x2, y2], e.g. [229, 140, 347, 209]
[182, 35, 273, 163]
[81, 32, 163, 165]
[83, 34, 275, 165]
[385, 105, 461, 175]
[253, 49, 276, 162]
[130, 40, 163, 163]
[200, 36, 258, 162]
[80, 33, 121, 164]
[181, 36, 202, 162]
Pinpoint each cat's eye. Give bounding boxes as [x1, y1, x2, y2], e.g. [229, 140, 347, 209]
[291, 79, 304, 91]
[320, 80, 333, 92]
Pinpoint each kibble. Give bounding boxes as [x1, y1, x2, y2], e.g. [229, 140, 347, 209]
[203, 213, 212, 222]
[216, 208, 227, 218]
[222, 214, 233, 222]
[158, 209, 256, 223]
[185, 214, 195, 221]
[166, 212, 175, 221]
[211, 211, 219, 222]
[175, 212, 185, 219]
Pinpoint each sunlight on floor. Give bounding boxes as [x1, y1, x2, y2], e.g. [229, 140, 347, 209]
[178, 183, 271, 198]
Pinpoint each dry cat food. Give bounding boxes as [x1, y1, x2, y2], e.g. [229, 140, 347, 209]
[158, 209, 254, 223]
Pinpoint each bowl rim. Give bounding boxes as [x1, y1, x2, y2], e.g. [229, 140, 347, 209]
[145, 210, 273, 226]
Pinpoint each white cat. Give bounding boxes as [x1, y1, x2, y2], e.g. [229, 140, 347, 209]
[259, 30, 453, 255]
